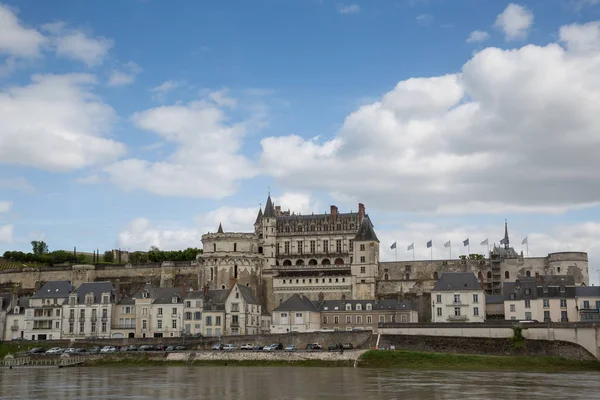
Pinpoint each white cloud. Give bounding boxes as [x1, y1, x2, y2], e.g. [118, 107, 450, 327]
[494, 3, 533, 41]
[108, 61, 142, 86]
[0, 73, 126, 171]
[0, 3, 46, 58]
[0, 201, 12, 213]
[0, 177, 35, 192]
[42, 23, 113, 66]
[196, 206, 259, 233]
[150, 80, 185, 102]
[0, 224, 13, 244]
[118, 218, 200, 251]
[259, 21, 600, 214]
[416, 14, 434, 26]
[559, 21, 600, 53]
[338, 4, 360, 14]
[466, 30, 490, 43]
[209, 88, 237, 108]
[75, 174, 103, 184]
[104, 91, 258, 198]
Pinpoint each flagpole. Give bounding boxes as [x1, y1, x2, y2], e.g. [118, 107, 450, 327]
[395, 245, 397, 262]
[527, 240, 529, 257]
[468, 243, 470, 256]
[430, 245, 432, 261]
[449, 242, 452, 259]
[412, 246, 415, 261]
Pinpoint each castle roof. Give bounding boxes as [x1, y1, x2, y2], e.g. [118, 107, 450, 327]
[433, 272, 481, 291]
[254, 208, 263, 225]
[217, 223, 223, 234]
[263, 194, 276, 218]
[354, 217, 379, 242]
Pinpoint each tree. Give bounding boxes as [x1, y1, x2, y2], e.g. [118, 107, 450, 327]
[103, 250, 114, 263]
[31, 241, 49, 255]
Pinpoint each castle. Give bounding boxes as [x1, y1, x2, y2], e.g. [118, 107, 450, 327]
[197, 195, 590, 313]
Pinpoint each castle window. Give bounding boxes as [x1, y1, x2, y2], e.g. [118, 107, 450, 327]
[349, 240, 353, 252]
[213, 244, 216, 252]
[210, 268, 214, 281]
[310, 225, 315, 231]
[360, 266, 366, 274]
[284, 242, 290, 254]
[505, 271, 510, 279]
[336, 239, 342, 253]
[360, 244, 365, 251]
[234, 265, 238, 279]
[384, 273, 389, 281]
[283, 280, 286, 284]
[557, 267, 561, 273]
[298, 225, 303, 232]
[221, 285, 226, 289]
[433, 271, 439, 280]
[233, 243, 237, 252]
[405, 273, 410, 280]
[297, 241, 303, 255]
[324, 225, 328, 231]
[360, 256, 365, 263]
[487, 271, 492, 279]
[285, 226, 290, 233]
[310, 241, 316, 253]
[526, 271, 531, 277]
[336, 224, 341, 230]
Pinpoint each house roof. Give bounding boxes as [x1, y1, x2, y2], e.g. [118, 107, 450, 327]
[0, 293, 12, 311]
[133, 284, 184, 304]
[433, 272, 481, 291]
[485, 294, 505, 304]
[576, 286, 600, 297]
[237, 284, 260, 305]
[74, 281, 114, 304]
[204, 289, 228, 311]
[315, 298, 417, 311]
[8, 297, 29, 314]
[31, 281, 72, 299]
[117, 298, 135, 305]
[273, 294, 319, 312]
[185, 290, 205, 299]
[353, 217, 379, 242]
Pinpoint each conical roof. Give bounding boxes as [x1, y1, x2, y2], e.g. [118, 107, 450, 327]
[354, 217, 379, 242]
[254, 208, 263, 225]
[263, 194, 276, 218]
[217, 223, 223, 234]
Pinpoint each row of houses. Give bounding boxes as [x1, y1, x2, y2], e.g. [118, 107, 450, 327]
[0, 281, 269, 341]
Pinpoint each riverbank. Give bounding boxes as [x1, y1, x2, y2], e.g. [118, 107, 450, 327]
[358, 350, 600, 372]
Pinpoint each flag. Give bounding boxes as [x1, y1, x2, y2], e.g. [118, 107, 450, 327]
[444, 240, 451, 248]
[500, 238, 508, 245]
[407, 243, 414, 251]
[480, 238, 488, 246]
[390, 242, 397, 250]
[522, 237, 528, 245]
[426, 240, 432, 248]
[463, 238, 469, 247]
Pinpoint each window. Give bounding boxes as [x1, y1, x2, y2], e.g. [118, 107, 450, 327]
[295, 312, 303, 324]
[436, 295, 442, 303]
[284, 242, 290, 254]
[323, 240, 329, 253]
[142, 320, 147, 330]
[525, 312, 532, 320]
[366, 316, 372, 324]
[561, 310, 568, 321]
[346, 316, 351, 323]
[472, 294, 478, 303]
[158, 308, 163, 316]
[454, 307, 461, 316]
[473, 307, 479, 316]
[453, 294, 460, 303]
[185, 301, 191, 308]
[336, 240, 342, 253]
[525, 288, 531, 295]
[80, 309, 85, 319]
[231, 303, 239, 312]
[297, 241, 303, 255]
[596, 301, 600, 310]
[360, 244, 365, 251]
[560, 299, 567, 308]
[70, 296, 75, 306]
[79, 322, 84, 333]
[215, 316, 221, 325]
[185, 312, 192, 320]
[345, 304, 351, 311]
[379, 315, 385, 323]
[505, 271, 510, 279]
[357, 316, 363, 324]
[234, 243, 237, 252]
[349, 240, 353, 252]
[235, 292, 239, 299]
[544, 311, 550, 321]
[69, 322, 74, 333]
[334, 316, 339, 324]
[206, 316, 212, 326]
[360, 256, 365, 263]
[172, 320, 177, 329]
[310, 240, 316, 253]
[510, 304, 515, 312]
[55, 321, 59, 329]
[194, 312, 202, 320]
[356, 304, 362, 311]
[560, 285, 565, 293]
[437, 307, 442, 316]
[543, 299, 550, 308]
[525, 300, 531, 308]
[360, 266, 366, 274]
[172, 307, 177, 315]
[401, 315, 407, 323]
[323, 316, 328, 324]
[583, 301, 590, 309]
[158, 320, 162, 330]
[384, 273, 389, 281]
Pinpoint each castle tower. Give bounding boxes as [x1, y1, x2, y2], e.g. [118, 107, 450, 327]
[501, 219, 510, 250]
[351, 213, 379, 299]
[261, 194, 277, 268]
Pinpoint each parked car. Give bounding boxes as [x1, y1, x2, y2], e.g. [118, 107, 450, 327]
[328, 343, 342, 351]
[306, 343, 322, 351]
[88, 347, 101, 354]
[174, 346, 186, 351]
[63, 348, 77, 354]
[45, 347, 63, 355]
[267, 343, 283, 351]
[223, 344, 237, 351]
[240, 343, 254, 350]
[125, 345, 138, 352]
[284, 344, 296, 352]
[342, 343, 354, 350]
[262, 344, 273, 351]
[252, 345, 264, 351]
[139, 345, 155, 352]
[120, 346, 129, 352]
[211, 343, 224, 350]
[28, 347, 46, 354]
[100, 346, 117, 353]
[165, 346, 175, 352]
[74, 348, 86, 353]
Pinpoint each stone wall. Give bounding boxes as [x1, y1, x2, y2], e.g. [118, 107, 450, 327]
[168, 349, 367, 362]
[379, 334, 595, 360]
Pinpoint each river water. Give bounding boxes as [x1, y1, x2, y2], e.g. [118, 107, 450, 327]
[0, 366, 599, 399]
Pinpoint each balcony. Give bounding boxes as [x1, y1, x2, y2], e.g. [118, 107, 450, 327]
[101, 317, 108, 323]
[448, 315, 468, 321]
[275, 263, 351, 271]
[68, 317, 75, 322]
[10, 325, 19, 331]
[91, 316, 97, 322]
[231, 321, 239, 327]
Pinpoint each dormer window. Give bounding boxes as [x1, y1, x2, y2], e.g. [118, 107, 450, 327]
[560, 286, 565, 293]
[366, 303, 372, 311]
[172, 296, 178, 304]
[85, 294, 94, 305]
[14, 307, 19, 314]
[142, 291, 149, 298]
[69, 295, 76, 306]
[543, 286, 548, 293]
[102, 295, 109, 305]
[345, 304, 351, 311]
[356, 304, 362, 311]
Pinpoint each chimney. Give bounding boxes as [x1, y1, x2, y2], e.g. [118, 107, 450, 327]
[358, 203, 365, 225]
[275, 206, 281, 216]
[182, 283, 187, 297]
[204, 284, 209, 298]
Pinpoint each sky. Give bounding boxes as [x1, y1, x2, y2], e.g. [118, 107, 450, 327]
[0, 0, 599, 285]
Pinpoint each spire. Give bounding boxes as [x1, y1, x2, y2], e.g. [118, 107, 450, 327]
[217, 223, 223, 234]
[254, 208, 263, 225]
[354, 217, 380, 243]
[502, 219, 509, 249]
[263, 193, 276, 218]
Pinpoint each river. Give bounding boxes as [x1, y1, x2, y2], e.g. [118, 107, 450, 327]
[1, 366, 599, 399]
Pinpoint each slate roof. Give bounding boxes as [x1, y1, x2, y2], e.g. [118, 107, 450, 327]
[74, 282, 115, 304]
[0, 293, 12, 311]
[117, 298, 135, 305]
[254, 208, 263, 225]
[204, 289, 228, 311]
[433, 272, 482, 291]
[8, 297, 29, 314]
[314, 299, 417, 311]
[575, 286, 600, 297]
[237, 285, 260, 305]
[273, 294, 319, 312]
[263, 194, 276, 218]
[133, 284, 184, 304]
[31, 281, 72, 299]
[354, 217, 379, 242]
[217, 223, 224, 233]
[485, 294, 505, 304]
[185, 290, 205, 299]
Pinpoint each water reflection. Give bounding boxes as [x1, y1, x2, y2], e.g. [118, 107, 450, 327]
[0, 366, 598, 399]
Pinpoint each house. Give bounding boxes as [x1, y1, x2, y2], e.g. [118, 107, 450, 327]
[133, 284, 185, 338]
[111, 297, 136, 339]
[202, 289, 227, 337]
[431, 272, 485, 323]
[485, 294, 505, 320]
[225, 283, 262, 335]
[575, 286, 600, 321]
[3, 297, 28, 340]
[62, 282, 115, 339]
[319, 298, 418, 332]
[26, 281, 72, 340]
[0, 293, 12, 341]
[504, 275, 577, 322]
[271, 294, 321, 333]
[183, 288, 204, 336]
[260, 310, 272, 334]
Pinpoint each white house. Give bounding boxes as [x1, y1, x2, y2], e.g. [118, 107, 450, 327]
[133, 284, 185, 338]
[271, 294, 321, 333]
[431, 272, 486, 323]
[26, 281, 71, 340]
[575, 286, 600, 321]
[2, 296, 27, 341]
[62, 282, 115, 339]
[225, 283, 261, 335]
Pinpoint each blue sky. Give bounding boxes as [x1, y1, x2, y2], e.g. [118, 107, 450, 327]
[0, 0, 599, 284]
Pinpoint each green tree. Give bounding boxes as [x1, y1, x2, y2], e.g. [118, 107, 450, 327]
[103, 250, 114, 263]
[31, 241, 49, 255]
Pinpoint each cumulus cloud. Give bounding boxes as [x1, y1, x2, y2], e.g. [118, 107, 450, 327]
[0, 3, 46, 58]
[338, 4, 360, 14]
[0, 73, 126, 171]
[108, 61, 142, 86]
[416, 14, 434, 26]
[0, 224, 13, 244]
[150, 80, 185, 102]
[0, 177, 35, 193]
[559, 21, 600, 53]
[118, 218, 200, 251]
[494, 3, 533, 41]
[466, 30, 490, 43]
[0, 201, 12, 213]
[42, 22, 113, 66]
[104, 91, 258, 198]
[259, 21, 600, 214]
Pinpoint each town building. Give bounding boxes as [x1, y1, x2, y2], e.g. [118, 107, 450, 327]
[271, 294, 322, 333]
[111, 297, 136, 339]
[62, 282, 115, 339]
[3, 297, 27, 340]
[132, 284, 185, 338]
[503, 276, 577, 322]
[183, 288, 204, 336]
[225, 283, 262, 335]
[485, 294, 505, 320]
[0, 293, 11, 341]
[202, 289, 227, 337]
[431, 272, 486, 323]
[260, 310, 272, 334]
[574, 286, 600, 321]
[26, 281, 71, 340]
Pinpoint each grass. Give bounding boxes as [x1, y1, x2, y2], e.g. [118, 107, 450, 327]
[0, 342, 55, 358]
[357, 350, 600, 372]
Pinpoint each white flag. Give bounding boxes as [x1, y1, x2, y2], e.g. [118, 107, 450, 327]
[444, 240, 451, 248]
[480, 238, 489, 246]
[407, 243, 414, 251]
[522, 237, 528, 245]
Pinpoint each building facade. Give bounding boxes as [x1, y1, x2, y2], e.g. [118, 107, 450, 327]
[431, 273, 486, 323]
[225, 283, 262, 335]
[575, 286, 600, 321]
[319, 299, 418, 332]
[271, 294, 322, 333]
[62, 282, 114, 339]
[26, 281, 71, 340]
[133, 284, 185, 338]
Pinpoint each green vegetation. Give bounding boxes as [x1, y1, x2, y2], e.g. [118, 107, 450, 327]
[458, 254, 485, 260]
[357, 350, 600, 372]
[510, 327, 525, 349]
[129, 246, 202, 264]
[0, 342, 55, 358]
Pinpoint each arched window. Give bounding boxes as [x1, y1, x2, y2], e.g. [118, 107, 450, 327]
[285, 226, 290, 232]
[283, 260, 292, 266]
[221, 284, 226, 289]
[557, 267, 561, 273]
[213, 243, 216, 252]
[233, 243, 237, 252]
[487, 271, 492, 279]
[321, 259, 331, 265]
[433, 271, 439, 280]
[526, 271, 531, 277]
[234, 265, 238, 279]
[384, 273, 389, 281]
[210, 267, 214, 281]
[323, 225, 328, 231]
[296, 259, 304, 266]
[298, 225, 303, 232]
[310, 225, 315, 231]
[405, 273, 410, 280]
[505, 271, 510, 279]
